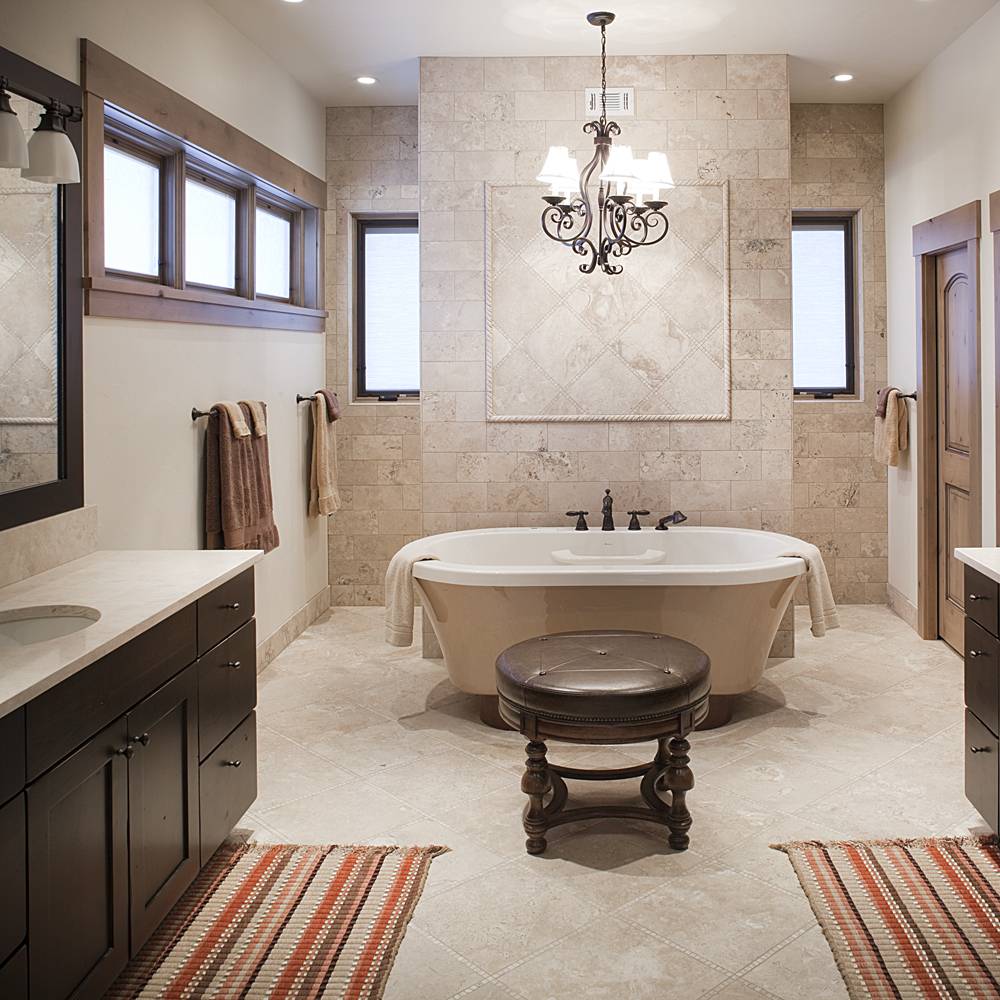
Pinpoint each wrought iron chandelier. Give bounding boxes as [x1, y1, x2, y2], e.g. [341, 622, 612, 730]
[536, 11, 674, 276]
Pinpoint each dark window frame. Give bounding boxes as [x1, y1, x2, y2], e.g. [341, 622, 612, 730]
[355, 217, 420, 401]
[792, 212, 858, 398]
[182, 168, 244, 296]
[254, 196, 299, 304]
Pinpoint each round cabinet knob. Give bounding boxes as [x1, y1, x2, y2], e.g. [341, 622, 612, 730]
[969, 650, 986, 658]
[114, 744, 135, 759]
[223, 759, 242, 768]
[970, 746, 991, 754]
[130, 732, 151, 747]
[223, 602, 241, 610]
[225, 660, 242, 670]
[969, 594, 987, 602]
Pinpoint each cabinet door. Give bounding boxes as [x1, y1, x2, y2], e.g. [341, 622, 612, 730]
[127, 663, 200, 954]
[28, 716, 130, 1000]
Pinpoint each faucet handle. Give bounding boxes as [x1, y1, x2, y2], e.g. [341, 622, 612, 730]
[566, 510, 590, 531]
[626, 510, 650, 531]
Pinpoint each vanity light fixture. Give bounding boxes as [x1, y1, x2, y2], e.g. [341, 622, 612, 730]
[356, 75, 377, 85]
[832, 73, 854, 82]
[21, 102, 80, 184]
[0, 80, 29, 169]
[536, 11, 673, 275]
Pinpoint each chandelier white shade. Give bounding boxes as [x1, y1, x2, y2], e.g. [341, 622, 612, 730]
[536, 146, 579, 196]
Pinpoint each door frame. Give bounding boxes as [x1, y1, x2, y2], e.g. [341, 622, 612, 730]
[991, 192, 1000, 542]
[913, 200, 982, 639]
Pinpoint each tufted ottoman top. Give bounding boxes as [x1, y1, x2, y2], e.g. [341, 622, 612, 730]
[495, 629, 710, 724]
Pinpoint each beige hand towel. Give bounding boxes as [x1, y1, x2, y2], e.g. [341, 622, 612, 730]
[385, 542, 438, 646]
[308, 396, 341, 517]
[779, 542, 839, 637]
[240, 399, 267, 437]
[874, 388, 908, 467]
[215, 401, 250, 438]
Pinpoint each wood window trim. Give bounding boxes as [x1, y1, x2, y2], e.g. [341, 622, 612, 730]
[254, 197, 298, 305]
[355, 216, 420, 401]
[913, 199, 983, 640]
[791, 211, 859, 399]
[81, 40, 326, 333]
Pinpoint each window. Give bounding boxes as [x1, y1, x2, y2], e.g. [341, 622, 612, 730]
[85, 76, 325, 332]
[356, 219, 420, 399]
[255, 202, 293, 301]
[792, 214, 857, 397]
[103, 143, 160, 278]
[184, 174, 238, 291]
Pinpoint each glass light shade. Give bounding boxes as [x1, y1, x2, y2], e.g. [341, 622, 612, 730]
[552, 156, 579, 198]
[22, 125, 80, 184]
[646, 151, 675, 189]
[0, 98, 28, 169]
[536, 146, 574, 185]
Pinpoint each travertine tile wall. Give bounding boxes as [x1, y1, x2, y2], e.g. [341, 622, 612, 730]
[790, 103, 887, 604]
[418, 55, 795, 537]
[325, 106, 421, 605]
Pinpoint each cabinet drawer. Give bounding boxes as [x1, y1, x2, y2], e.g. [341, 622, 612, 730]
[966, 709, 999, 833]
[0, 794, 25, 966]
[0, 946, 27, 1000]
[26, 604, 196, 781]
[0, 708, 25, 805]
[198, 569, 254, 655]
[966, 618, 1000, 736]
[199, 620, 257, 761]
[200, 712, 257, 865]
[966, 566, 1000, 637]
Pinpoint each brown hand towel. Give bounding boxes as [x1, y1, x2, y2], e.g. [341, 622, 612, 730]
[309, 396, 341, 517]
[204, 402, 279, 552]
[874, 388, 908, 467]
[316, 388, 341, 423]
[215, 400, 251, 438]
[875, 386, 898, 419]
[239, 399, 267, 437]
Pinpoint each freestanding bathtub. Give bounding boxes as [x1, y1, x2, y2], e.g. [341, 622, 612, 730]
[407, 526, 808, 728]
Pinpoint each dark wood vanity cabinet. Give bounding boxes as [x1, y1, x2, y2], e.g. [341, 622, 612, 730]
[965, 564, 1000, 833]
[0, 569, 258, 1000]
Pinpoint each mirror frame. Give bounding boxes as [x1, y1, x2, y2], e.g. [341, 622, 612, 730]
[0, 46, 83, 532]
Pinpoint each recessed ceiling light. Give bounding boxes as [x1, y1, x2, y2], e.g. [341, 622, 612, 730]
[833, 73, 854, 83]
[281, 0, 305, 4]
[356, 76, 377, 86]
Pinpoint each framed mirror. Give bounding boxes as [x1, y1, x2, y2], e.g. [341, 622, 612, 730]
[0, 46, 82, 531]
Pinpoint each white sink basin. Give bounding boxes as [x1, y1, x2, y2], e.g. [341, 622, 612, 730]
[0, 605, 101, 649]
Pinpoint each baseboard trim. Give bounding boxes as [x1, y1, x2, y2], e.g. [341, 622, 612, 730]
[256, 585, 332, 672]
[887, 583, 919, 632]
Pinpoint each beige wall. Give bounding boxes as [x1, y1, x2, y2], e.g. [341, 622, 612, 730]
[2, 1, 330, 654]
[325, 107, 420, 606]
[417, 55, 795, 538]
[885, 1, 1000, 613]
[791, 103, 888, 604]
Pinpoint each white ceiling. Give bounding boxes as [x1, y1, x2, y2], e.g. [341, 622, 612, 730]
[207, 0, 997, 106]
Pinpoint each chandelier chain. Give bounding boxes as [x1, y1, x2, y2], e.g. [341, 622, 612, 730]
[600, 24, 607, 128]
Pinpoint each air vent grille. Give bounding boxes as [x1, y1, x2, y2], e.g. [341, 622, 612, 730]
[585, 87, 635, 117]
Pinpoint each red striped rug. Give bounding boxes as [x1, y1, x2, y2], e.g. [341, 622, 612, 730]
[776, 836, 1000, 999]
[106, 842, 446, 999]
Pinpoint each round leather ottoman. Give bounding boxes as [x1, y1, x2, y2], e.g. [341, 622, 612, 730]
[495, 629, 710, 855]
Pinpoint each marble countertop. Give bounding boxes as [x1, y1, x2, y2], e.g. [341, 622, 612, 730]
[956, 548, 1000, 585]
[0, 549, 262, 719]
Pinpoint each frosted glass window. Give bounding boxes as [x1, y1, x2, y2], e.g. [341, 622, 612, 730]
[185, 177, 237, 289]
[792, 218, 855, 394]
[358, 221, 420, 396]
[103, 145, 160, 276]
[255, 206, 292, 299]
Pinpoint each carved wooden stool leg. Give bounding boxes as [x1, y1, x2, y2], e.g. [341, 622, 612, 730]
[521, 740, 551, 855]
[665, 734, 694, 851]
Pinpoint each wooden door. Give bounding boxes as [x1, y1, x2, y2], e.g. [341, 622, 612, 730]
[127, 663, 200, 954]
[27, 717, 130, 1000]
[937, 246, 977, 651]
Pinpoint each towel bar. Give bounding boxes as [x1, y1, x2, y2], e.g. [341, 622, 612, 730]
[900, 392, 917, 401]
[191, 407, 215, 420]
[296, 394, 317, 403]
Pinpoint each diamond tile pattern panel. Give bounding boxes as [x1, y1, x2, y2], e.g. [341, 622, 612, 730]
[488, 183, 730, 421]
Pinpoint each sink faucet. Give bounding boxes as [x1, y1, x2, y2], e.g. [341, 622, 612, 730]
[601, 489, 615, 531]
[655, 510, 688, 531]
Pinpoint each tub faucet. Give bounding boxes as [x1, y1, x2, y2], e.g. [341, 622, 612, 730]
[656, 510, 688, 530]
[566, 510, 589, 531]
[601, 489, 615, 531]
[627, 510, 650, 531]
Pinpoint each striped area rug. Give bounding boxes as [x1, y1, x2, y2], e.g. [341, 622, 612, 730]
[106, 842, 446, 999]
[776, 836, 1000, 999]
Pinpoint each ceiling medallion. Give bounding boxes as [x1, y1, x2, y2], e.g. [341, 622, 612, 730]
[536, 11, 674, 276]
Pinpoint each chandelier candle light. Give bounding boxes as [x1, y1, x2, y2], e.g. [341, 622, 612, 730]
[536, 11, 674, 276]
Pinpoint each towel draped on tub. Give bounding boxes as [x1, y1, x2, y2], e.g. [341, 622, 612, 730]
[385, 543, 438, 646]
[779, 541, 839, 637]
[205, 401, 279, 552]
